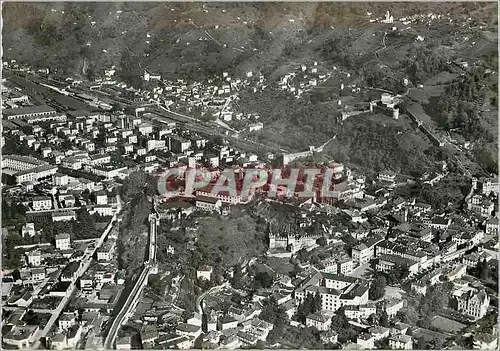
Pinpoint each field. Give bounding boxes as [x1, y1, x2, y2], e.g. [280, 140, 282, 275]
[431, 315, 467, 333]
[196, 214, 268, 268]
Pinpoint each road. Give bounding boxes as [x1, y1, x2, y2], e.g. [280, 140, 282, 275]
[31, 199, 122, 349]
[196, 282, 229, 315]
[104, 212, 158, 349]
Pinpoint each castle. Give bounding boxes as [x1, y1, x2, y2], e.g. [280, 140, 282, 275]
[268, 221, 324, 253]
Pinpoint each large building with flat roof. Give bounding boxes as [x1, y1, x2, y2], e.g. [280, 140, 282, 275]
[3, 105, 56, 120]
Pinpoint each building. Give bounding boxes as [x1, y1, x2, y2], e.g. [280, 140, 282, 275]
[385, 299, 406, 318]
[474, 177, 499, 195]
[369, 326, 390, 340]
[306, 311, 334, 331]
[89, 154, 111, 166]
[357, 333, 375, 349]
[2, 325, 39, 348]
[21, 222, 36, 238]
[94, 191, 108, 205]
[97, 241, 115, 261]
[32, 196, 52, 211]
[55, 233, 71, 250]
[352, 235, 384, 265]
[3, 105, 56, 120]
[116, 336, 132, 350]
[473, 333, 498, 350]
[195, 195, 222, 212]
[389, 335, 413, 349]
[176, 323, 202, 339]
[197, 266, 213, 281]
[378, 171, 397, 183]
[169, 135, 191, 153]
[455, 289, 490, 320]
[485, 217, 499, 236]
[58, 312, 76, 330]
[26, 250, 42, 267]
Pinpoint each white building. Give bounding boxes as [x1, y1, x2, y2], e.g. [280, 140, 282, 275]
[389, 335, 413, 349]
[32, 196, 52, 211]
[21, 223, 36, 238]
[196, 266, 213, 281]
[305, 311, 334, 331]
[55, 233, 71, 250]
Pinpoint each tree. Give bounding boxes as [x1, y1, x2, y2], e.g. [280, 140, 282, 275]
[379, 310, 390, 327]
[330, 308, 357, 344]
[369, 275, 387, 300]
[254, 271, 274, 289]
[316, 236, 327, 247]
[479, 259, 490, 280]
[260, 297, 288, 343]
[295, 293, 322, 323]
[231, 264, 245, 289]
[111, 102, 123, 113]
[73, 207, 96, 239]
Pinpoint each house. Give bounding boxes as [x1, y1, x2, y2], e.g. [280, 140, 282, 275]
[52, 210, 77, 222]
[94, 191, 108, 205]
[21, 222, 36, 238]
[32, 195, 52, 211]
[352, 235, 384, 264]
[197, 266, 213, 281]
[218, 315, 239, 330]
[369, 326, 390, 340]
[26, 250, 42, 266]
[378, 171, 397, 183]
[2, 325, 39, 348]
[141, 325, 159, 346]
[344, 304, 376, 321]
[246, 318, 274, 340]
[195, 195, 222, 212]
[282, 299, 297, 319]
[58, 312, 76, 330]
[389, 334, 413, 349]
[176, 323, 202, 339]
[428, 216, 451, 230]
[485, 217, 499, 236]
[455, 289, 490, 320]
[55, 233, 71, 250]
[306, 310, 334, 331]
[51, 332, 67, 350]
[187, 312, 203, 327]
[384, 299, 406, 318]
[473, 333, 498, 350]
[31, 267, 46, 281]
[157, 334, 194, 349]
[237, 331, 258, 346]
[97, 241, 115, 261]
[116, 336, 132, 349]
[66, 325, 83, 348]
[357, 333, 375, 349]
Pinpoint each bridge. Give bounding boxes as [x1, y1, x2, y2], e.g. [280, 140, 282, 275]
[104, 211, 159, 349]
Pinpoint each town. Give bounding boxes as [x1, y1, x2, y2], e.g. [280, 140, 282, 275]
[2, 2, 499, 351]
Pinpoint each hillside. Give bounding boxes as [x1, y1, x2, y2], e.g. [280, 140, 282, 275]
[3, 2, 498, 175]
[3, 2, 497, 81]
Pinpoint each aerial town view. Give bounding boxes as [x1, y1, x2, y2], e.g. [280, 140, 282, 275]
[1, 2, 498, 350]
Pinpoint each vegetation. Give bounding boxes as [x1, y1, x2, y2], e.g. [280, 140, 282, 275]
[369, 274, 387, 300]
[260, 297, 288, 343]
[392, 174, 470, 210]
[403, 45, 448, 84]
[295, 293, 322, 323]
[330, 307, 357, 344]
